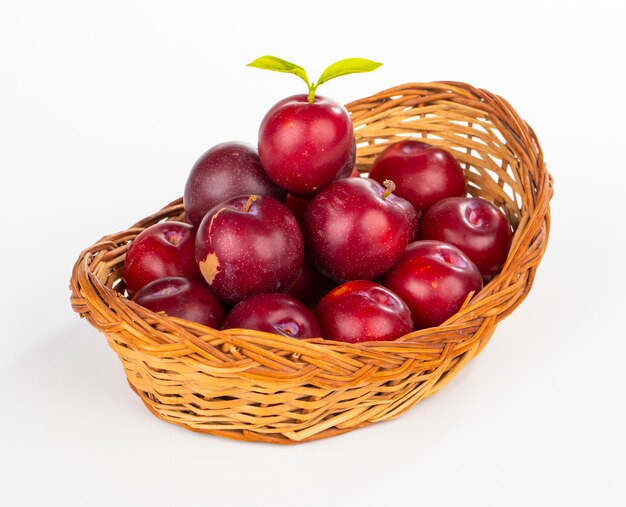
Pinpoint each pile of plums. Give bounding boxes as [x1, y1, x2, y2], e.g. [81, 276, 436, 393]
[123, 92, 512, 344]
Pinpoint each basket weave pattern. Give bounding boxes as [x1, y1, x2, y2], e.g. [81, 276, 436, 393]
[70, 82, 553, 444]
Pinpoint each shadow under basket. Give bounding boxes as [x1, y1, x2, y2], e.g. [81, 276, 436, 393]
[70, 82, 553, 444]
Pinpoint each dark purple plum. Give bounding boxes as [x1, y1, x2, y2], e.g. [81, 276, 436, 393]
[133, 277, 225, 328]
[184, 142, 286, 226]
[223, 293, 320, 339]
[303, 178, 413, 282]
[195, 195, 303, 304]
[369, 140, 467, 215]
[315, 280, 413, 343]
[380, 240, 483, 329]
[123, 221, 200, 297]
[419, 196, 513, 281]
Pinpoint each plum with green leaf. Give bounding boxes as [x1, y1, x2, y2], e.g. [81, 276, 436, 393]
[248, 56, 382, 195]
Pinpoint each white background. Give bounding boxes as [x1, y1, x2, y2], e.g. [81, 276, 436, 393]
[1, 0, 625, 505]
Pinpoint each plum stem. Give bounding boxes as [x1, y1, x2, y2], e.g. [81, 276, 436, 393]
[382, 179, 396, 199]
[243, 195, 257, 212]
[307, 83, 317, 103]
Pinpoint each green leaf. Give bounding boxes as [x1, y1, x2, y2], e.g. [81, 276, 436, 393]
[316, 58, 383, 88]
[246, 55, 309, 87]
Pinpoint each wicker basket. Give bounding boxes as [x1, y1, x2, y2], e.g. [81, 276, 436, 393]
[70, 82, 553, 444]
